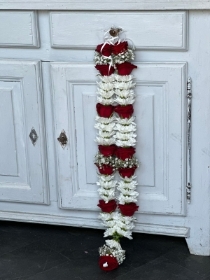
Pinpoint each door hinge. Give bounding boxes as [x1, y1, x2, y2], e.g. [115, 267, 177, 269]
[186, 77, 192, 204]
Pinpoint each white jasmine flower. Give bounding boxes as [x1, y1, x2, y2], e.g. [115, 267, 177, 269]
[97, 174, 115, 182]
[115, 89, 135, 98]
[118, 193, 139, 204]
[97, 82, 115, 91]
[97, 89, 115, 98]
[118, 188, 139, 196]
[114, 74, 133, 82]
[118, 190, 139, 204]
[121, 230, 133, 240]
[99, 212, 112, 222]
[98, 130, 115, 138]
[96, 137, 115, 145]
[115, 123, 136, 133]
[117, 180, 138, 191]
[104, 227, 133, 240]
[95, 116, 115, 125]
[114, 132, 137, 140]
[95, 122, 115, 132]
[98, 188, 115, 197]
[97, 179, 117, 189]
[97, 96, 114, 105]
[115, 96, 135, 105]
[99, 74, 115, 83]
[120, 175, 137, 183]
[116, 116, 136, 125]
[98, 189, 116, 203]
[116, 138, 136, 147]
[103, 227, 115, 237]
[115, 81, 136, 90]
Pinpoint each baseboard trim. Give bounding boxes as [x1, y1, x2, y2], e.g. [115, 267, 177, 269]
[0, 211, 190, 238]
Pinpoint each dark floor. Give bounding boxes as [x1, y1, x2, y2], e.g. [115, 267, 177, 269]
[0, 221, 210, 280]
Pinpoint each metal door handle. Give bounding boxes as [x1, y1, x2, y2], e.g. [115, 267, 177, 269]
[29, 128, 38, 145]
[57, 130, 68, 147]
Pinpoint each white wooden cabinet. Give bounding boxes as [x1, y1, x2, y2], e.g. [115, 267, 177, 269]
[51, 62, 187, 216]
[0, 9, 210, 257]
[0, 60, 49, 204]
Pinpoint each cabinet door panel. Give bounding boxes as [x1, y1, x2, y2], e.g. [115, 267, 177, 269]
[0, 60, 49, 204]
[52, 62, 187, 215]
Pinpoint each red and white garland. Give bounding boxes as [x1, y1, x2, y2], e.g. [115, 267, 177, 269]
[94, 28, 139, 271]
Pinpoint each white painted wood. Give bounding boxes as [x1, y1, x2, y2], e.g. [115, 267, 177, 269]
[0, 10, 209, 257]
[0, 209, 189, 237]
[50, 12, 187, 50]
[0, 0, 209, 10]
[183, 11, 210, 256]
[0, 60, 49, 204]
[0, 11, 39, 47]
[51, 62, 187, 215]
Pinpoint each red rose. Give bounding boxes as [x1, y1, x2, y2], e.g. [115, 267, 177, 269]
[99, 256, 119, 271]
[112, 41, 128, 55]
[115, 147, 135, 160]
[96, 103, 115, 118]
[97, 200, 117, 213]
[96, 164, 114, 175]
[119, 203, 139, 216]
[114, 104, 134, 118]
[116, 62, 137, 75]
[95, 64, 115, 76]
[99, 145, 116, 157]
[95, 43, 112, 57]
[119, 166, 137, 178]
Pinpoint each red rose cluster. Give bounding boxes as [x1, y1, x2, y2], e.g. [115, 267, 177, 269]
[99, 255, 119, 271]
[95, 41, 137, 76]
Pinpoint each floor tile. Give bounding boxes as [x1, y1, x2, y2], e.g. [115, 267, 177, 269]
[163, 247, 210, 278]
[0, 221, 40, 256]
[115, 256, 201, 280]
[0, 240, 67, 280]
[0, 221, 209, 280]
[25, 259, 130, 280]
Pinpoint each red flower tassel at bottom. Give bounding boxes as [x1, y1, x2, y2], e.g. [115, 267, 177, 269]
[99, 256, 119, 271]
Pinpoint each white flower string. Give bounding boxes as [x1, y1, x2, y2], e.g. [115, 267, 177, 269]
[94, 27, 139, 271]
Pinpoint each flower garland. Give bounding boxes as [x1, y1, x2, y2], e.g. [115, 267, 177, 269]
[94, 28, 139, 271]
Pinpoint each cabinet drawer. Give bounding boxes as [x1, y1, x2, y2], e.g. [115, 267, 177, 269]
[50, 11, 187, 50]
[0, 11, 39, 47]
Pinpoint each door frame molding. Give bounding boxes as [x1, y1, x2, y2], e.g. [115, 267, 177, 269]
[0, 1, 209, 10]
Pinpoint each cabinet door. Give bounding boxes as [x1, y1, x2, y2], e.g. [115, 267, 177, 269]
[0, 60, 49, 204]
[52, 62, 187, 215]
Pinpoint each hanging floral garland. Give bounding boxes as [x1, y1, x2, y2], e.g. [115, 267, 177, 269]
[94, 27, 139, 271]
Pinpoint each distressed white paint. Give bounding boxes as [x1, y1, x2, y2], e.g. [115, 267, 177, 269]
[0, 0, 209, 10]
[51, 62, 186, 216]
[50, 12, 187, 50]
[0, 11, 209, 256]
[0, 209, 190, 237]
[0, 60, 49, 204]
[0, 11, 39, 47]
